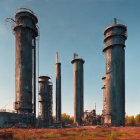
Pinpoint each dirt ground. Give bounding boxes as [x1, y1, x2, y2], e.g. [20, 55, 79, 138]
[0, 126, 140, 140]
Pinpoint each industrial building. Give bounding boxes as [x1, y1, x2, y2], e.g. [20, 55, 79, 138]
[71, 54, 85, 126]
[83, 110, 104, 126]
[102, 18, 127, 126]
[0, 7, 129, 128]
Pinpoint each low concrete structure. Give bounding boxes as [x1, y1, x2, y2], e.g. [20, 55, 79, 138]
[0, 112, 35, 128]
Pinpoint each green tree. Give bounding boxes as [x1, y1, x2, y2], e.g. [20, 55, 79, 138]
[61, 113, 74, 125]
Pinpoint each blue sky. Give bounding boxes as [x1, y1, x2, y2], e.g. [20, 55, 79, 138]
[0, 0, 140, 116]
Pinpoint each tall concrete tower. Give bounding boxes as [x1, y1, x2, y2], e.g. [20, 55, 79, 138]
[13, 8, 38, 115]
[71, 54, 85, 126]
[38, 75, 50, 128]
[55, 52, 61, 123]
[102, 19, 127, 126]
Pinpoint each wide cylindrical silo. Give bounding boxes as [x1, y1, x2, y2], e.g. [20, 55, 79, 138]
[71, 54, 85, 126]
[38, 75, 50, 128]
[13, 8, 38, 114]
[102, 19, 127, 126]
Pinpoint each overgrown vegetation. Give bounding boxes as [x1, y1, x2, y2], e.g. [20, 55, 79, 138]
[81, 131, 99, 136]
[106, 131, 130, 140]
[66, 131, 79, 136]
[66, 130, 129, 139]
[66, 131, 100, 137]
[5, 128, 132, 140]
[43, 132, 61, 139]
[107, 131, 119, 140]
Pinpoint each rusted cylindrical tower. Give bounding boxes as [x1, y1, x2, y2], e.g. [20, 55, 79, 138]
[38, 75, 50, 127]
[102, 19, 127, 126]
[55, 52, 61, 123]
[13, 8, 38, 114]
[71, 54, 85, 126]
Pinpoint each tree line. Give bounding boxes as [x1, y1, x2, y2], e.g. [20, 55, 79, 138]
[60, 113, 140, 126]
[125, 114, 140, 126]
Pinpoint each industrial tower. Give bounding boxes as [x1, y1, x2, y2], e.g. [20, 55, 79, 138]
[71, 54, 85, 126]
[38, 75, 53, 127]
[13, 8, 38, 115]
[55, 52, 61, 123]
[102, 18, 127, 126]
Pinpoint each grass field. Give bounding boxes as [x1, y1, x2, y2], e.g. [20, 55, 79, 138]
[0, 126, 140, 140]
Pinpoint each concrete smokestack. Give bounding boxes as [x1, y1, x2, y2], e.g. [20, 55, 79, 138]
[55, 52, 61, 123]
[71, 54, 85, 126]
[13, 8, 38, 114]
[102, 19, 127, 126]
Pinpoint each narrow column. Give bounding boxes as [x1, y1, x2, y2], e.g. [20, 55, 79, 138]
[55, 52, 61, 123]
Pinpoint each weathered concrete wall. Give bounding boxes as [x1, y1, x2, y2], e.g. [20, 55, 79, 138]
[110, 45, 125, 126]
[13, 10, 38, 114]
[56, 63, 61, 123]
[0, 113, 9, 128]
[102, 74, 111, 124]
[71, 58, 85, 125]
[102, 23, 127, 126]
